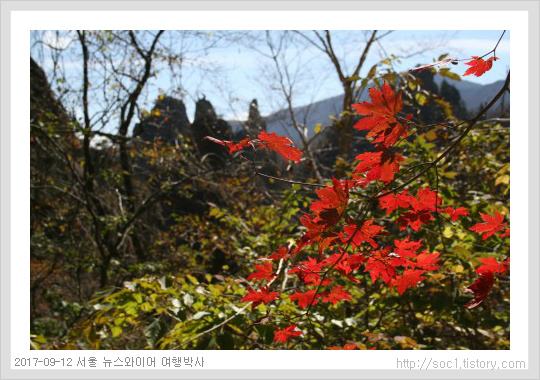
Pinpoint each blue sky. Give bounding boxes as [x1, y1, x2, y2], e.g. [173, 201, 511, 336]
[150, 30, 509, 121]
[32, 30, 510, 131]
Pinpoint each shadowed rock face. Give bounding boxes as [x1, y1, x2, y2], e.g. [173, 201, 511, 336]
[133, 96, 191, 145]
[31, 57, 72, 133]
[190, 97, 232, 164]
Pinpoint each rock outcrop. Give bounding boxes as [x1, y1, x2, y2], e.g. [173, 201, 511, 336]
[133, 96, 191, 145]
[190, 97, 232, 164]
[235, 99, 266, 140]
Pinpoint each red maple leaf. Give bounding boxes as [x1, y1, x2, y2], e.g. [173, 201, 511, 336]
[322, 286, 352, 305]
[204, 136, 251, 153]
[247, 261, 275, 282]
[414, 251, 440, 271]
[289, 289, 320, 309]
[299, 212, 340, 254]
[242, 286, 279, 309]
[469, 211, 508, 240]
[499, 227, 510, 238]
[310, 177, 349, 227]
[289, 257, 331, 285]
[393, 237, 423, 259]
[393, 269, 426, 295]
[267, 246, 290, 261]
[354, 150, 404, 183]
[475, 257, 510, 275]
[441, 206, 470, 221]
[464, 271, 495, 309]
[347, 253, 367, 271]
[378, 191, 415, 215]
[342, 219, 384, 249]
[463, 56, 499, 77]
[411, 188, 442, 212]
[299, 179, 350, 254]
[274, 324, 303, 343]
[257, 130, 303, 162]
[351, 83, 410, 147]
[364, 247, 395, 284]
[328, 343, 357, 350]
[396, 210, 433, 231]
[322, 252, 363, 283]
[387, 187, 443, 231]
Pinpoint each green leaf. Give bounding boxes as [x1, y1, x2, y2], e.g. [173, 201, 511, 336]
[144, 318, 164, 348]
[217, 332, 235, 349]
[133, 293, 143, 303]
[256, 324, 275, 345]
[110, 325, 123, 338]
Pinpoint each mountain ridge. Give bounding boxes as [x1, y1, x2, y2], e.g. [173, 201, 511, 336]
[232, 75, 508, 144]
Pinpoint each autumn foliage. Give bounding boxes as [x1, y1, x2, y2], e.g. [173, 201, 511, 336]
[31, 31, 509, 351]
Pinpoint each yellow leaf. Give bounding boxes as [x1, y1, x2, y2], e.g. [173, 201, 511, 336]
[415, 93, 427, 106]
[495, 174, 510, 186]
[452, 265, 464, 273]
[443, 227, 453, 238]
[186, 274, 199, 285]
[314, 124, 322, 134]
[443, 171, 458, 179]
[367, 64, 377, 79]
[438, 68, 461, 81]
[425, 130, 437, 141]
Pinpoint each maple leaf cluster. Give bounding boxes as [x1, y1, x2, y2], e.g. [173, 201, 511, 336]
[464, 211, 510, 309]
[242, 286, 279, 310]
[273, 324, 303, 343]
[362, 238, 441, 295]
[243, 85, 456, 321]
[205, 130, 303, 163]
[351, 83, 412, 185]
[241, 83, 473, 344]
[298, 177, 352, 253]
[379, 188, 469, 232]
